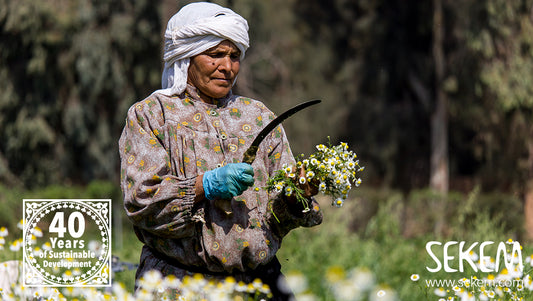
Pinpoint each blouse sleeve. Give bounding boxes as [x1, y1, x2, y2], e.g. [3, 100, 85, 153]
[118, 99, 199, 239]
[263, 125, 323, 238]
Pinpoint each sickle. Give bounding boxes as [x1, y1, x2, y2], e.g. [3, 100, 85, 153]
[242, 99, 321, 164]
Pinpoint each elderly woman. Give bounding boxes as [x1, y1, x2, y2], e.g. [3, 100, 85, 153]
[118, 2, 322, 299]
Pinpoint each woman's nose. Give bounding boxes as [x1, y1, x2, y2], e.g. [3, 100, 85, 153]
[218, 56, 232, 71]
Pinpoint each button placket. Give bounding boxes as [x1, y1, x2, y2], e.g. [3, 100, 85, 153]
[206, 107, 227, 168]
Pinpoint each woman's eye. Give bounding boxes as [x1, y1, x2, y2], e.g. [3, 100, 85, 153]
[205, 51, 240, 60]
[208, 52, 224, 58]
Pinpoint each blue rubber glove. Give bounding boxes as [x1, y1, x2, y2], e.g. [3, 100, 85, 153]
[202, 163, 255, 200]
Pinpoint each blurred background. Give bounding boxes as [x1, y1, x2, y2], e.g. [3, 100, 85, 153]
[1, 0, 532, 299]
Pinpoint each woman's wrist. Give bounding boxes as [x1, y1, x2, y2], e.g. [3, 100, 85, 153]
[194, 175, 206, 203]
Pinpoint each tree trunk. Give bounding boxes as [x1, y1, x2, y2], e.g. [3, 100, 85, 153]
[430, 0, 449, 194]
[524, 126, 533, 240]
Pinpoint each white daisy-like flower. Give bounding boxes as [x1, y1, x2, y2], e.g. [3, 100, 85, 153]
[0, 227, 8, 237]
[434, 287, 446, 297]
[259, 283, 271, 294]
[285, 186, 293, 196]
[235, 281, 248, 292]
[42, 241, 52, 251]
[299, 177, 306, 185]
[370, 286, 396, 301]
[10, 239, 22, 252]
[284, 271, 308, 295]
[275, 182, 284, 193]
[410, 274, 420, 281]
[33, 247, 43, 257]
[139, 270, 163, 291]
[29, 234, 37, 245]
[32, 227, 43, 237]
[164, 274, 182, 289]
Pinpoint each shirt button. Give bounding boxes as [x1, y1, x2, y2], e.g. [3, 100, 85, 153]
[210, 111, 217, 116]
[216, 163, 222, 168]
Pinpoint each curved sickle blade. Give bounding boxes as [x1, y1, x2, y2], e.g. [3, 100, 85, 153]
[242, 99, 321, 164]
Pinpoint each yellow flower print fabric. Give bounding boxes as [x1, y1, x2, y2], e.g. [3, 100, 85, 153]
[119, 85, 322, 273]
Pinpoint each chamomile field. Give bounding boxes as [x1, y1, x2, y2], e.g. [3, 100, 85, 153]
[0, 183, 531, 300]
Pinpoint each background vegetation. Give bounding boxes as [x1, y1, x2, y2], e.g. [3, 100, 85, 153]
[1, 0, 533, 300]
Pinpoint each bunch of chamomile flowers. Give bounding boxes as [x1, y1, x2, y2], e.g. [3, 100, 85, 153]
[266, 139, 364, 211]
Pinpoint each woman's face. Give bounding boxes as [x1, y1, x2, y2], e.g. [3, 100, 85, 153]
[187, 40, 241, 102]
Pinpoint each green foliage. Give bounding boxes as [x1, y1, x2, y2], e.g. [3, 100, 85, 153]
[0, 0, 531, 197]
[279, 188, 526, 301]
[0, 0, 161, 187]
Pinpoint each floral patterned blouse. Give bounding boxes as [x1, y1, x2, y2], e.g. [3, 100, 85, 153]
[119, 85, 322, 273]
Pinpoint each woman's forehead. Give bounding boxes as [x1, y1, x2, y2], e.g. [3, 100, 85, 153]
[204, 40, 241, 53]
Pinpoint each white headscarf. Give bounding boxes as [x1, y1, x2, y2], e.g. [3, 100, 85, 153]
[156, 2, 250, 96]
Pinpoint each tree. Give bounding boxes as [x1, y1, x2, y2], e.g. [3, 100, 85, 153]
[430, 0, 449, 194]
[0, 0, 161, 187]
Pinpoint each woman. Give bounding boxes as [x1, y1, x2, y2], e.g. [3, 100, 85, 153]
[118, 2, 322, 299]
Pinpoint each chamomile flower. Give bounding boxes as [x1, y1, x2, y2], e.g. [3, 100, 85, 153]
[32, 227, 43, 237]
[410, 274, 420, 281]
[274, 182, 284, 193]
[42, 241, 52, 251]
[33, 247, 43, 257]
[0, 227, 8, 237]
[284, 271, 308, 295]
[10, 239, 22, 251]
[139, 270, 163, 292]
[235, 281, 248, 292]
[285, 186, 293, 196]
[333, 198, 344, 208]
[434, 287, 447, 297]
[266, 139, 363, 217]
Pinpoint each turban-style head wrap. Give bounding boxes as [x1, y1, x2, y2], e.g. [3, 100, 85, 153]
[158, 2, 250, 96]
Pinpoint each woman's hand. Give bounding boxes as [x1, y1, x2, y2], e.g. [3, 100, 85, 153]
[297, 166, 319, 198]
[284, 165, 318, 215]
[201, 163, 254, 200]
